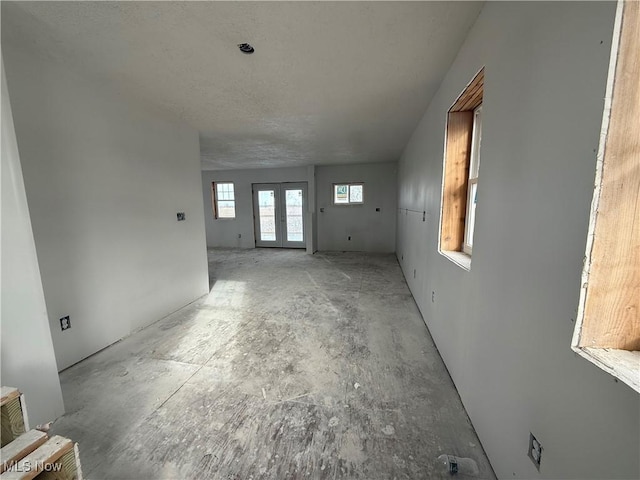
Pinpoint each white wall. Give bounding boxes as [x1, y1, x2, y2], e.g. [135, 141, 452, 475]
[1, 57, 64, 425]
[317, 162, 396, 252]
[3, 45, 209, 371]
[397, 2, 639, 479]
[201, 167, 309, 249]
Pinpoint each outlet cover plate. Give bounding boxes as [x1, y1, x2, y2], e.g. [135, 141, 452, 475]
[60, 316, 71, 331]
[528, 432, 542, 471]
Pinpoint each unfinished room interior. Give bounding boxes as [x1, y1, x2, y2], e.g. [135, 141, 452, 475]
[1, 0, 638, 478]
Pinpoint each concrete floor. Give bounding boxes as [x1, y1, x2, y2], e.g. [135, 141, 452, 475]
[51, 248, 495, 479]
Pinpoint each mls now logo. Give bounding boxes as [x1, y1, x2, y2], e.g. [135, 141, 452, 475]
[10, 461, 63, 473]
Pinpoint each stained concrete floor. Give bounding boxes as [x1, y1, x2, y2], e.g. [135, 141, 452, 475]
[51, 248, 495, 479]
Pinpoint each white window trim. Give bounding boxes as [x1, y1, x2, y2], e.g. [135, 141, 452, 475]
[213, 181, 236, 219]
[462, 105, 482, 255]
[440, 250, 472, 271]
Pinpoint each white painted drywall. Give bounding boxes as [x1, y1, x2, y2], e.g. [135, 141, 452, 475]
[201, 167, 310, 249]
[1, 56, 64, 424]
[2, 45, 209, 371]
[397, 2, 639, 479]
[317, 162, 396, 252]
[306, 165, 317, 254]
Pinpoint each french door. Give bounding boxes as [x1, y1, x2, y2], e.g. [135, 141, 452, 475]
[253, 183, 307, 248]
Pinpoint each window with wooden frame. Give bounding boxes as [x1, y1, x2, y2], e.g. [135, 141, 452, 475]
[440, 68, 484, 266]
[572, 0, 639, 392]
[212, 182, 236, 219]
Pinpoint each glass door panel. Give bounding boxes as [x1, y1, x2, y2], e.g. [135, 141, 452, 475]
[253, 185, 281, 247]
[253, 183, 306, 248]
[258, 190, 277, 242]
[285, 189, 303, 242]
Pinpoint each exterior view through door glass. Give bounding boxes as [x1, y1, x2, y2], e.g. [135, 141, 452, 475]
[253, 183, 307, 248]
[285, 188, 304, 242]
[258, 190, 277, 241]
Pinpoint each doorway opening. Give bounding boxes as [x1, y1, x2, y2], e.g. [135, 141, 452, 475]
[252, 182, 307, 248]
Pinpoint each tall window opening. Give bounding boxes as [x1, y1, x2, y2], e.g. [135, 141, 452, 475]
[439, 68, 484, 266]
[213, 182, 236, 219]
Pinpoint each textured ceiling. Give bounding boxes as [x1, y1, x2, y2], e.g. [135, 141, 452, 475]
[2, 1, 483, 170]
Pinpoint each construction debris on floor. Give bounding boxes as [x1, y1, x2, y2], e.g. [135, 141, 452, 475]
[49, 249, 495, 479]
[1, 386, 82, 479]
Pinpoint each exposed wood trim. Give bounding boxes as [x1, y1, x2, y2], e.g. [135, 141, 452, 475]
[450, 68, 484, 112]
[211, 182, 218, 219]
[440, 68, 485, 258]
[577, 0, 640, 351]
[440, 111, 473, 251]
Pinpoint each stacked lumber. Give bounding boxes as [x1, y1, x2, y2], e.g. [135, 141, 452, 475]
[0, 388, 82, 480]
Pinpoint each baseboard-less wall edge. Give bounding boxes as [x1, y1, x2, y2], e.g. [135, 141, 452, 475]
[57, 292, 208, 374]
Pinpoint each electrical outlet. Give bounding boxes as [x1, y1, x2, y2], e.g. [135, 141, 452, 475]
[376, 207, 381, 212]
[348, 236, 351, 241]
[528, 432, 542, 471]
[177, 212, 186, 221]
[432, 291, 435, 303]
[60, 316, 71, 331]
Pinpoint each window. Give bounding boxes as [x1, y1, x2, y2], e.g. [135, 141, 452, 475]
[463, 106, 482, 254]
[212, 182, 236, 219]
[440, 68, 484, 266]
[572, 1, 639, 392]
[333, 183, 364, 205]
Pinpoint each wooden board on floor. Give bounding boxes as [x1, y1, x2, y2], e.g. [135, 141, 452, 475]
[0, 436, 76, 480]
[0, 389, 19, 408]
[1, 393, 26, 448]
[0, 430, 48, 474]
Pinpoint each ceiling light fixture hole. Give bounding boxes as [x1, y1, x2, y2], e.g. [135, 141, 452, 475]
[238, 43, 255, 54]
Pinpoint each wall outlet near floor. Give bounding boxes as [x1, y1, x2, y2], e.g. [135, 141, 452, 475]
[176, 212, 186, 221]
[60, 316, 71, 331]
[432, 291, 435, 303]
[528, 432, 542, 471]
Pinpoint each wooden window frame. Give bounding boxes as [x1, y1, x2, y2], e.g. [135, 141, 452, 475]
[440, 68, 484, 266]
[212, 181, 236, 219]
[572, 1, 639, 392]
[332, 183, 364, 206]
